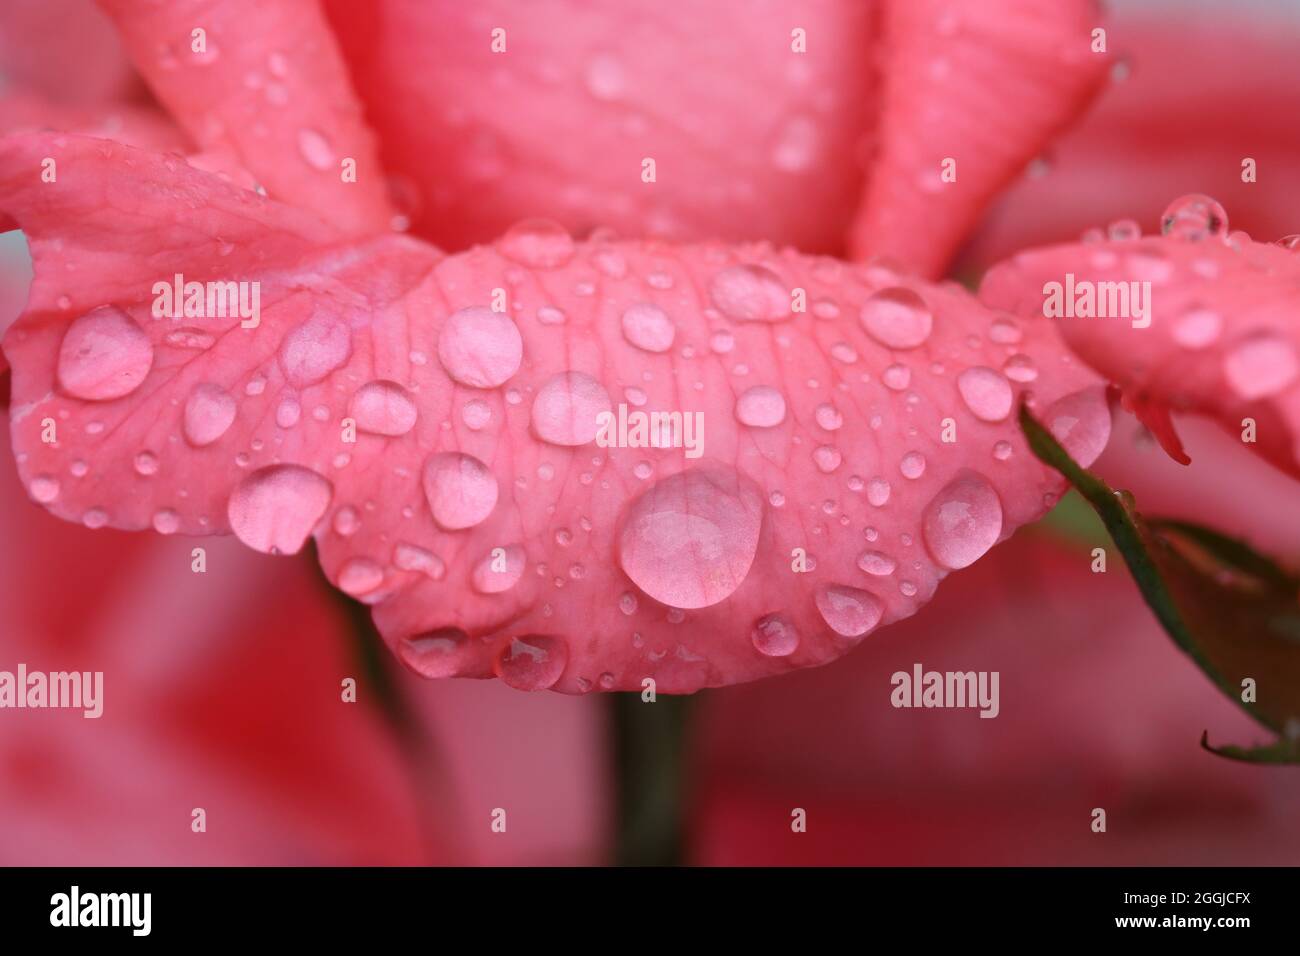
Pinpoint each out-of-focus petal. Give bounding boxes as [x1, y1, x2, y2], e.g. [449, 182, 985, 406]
[98, 0, 393, 235]
[962, 2, 1300, 271]
[324, 0, 876, 254]
[0, 429, 439, 865]
[0, 0, 139, 107]
[849, 0, 1108, 276]
[692, 531, 1300, 864]
[981, 232, 1300, 480]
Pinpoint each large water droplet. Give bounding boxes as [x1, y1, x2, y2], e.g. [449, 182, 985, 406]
[531, 371, 612, 446]
[956, 366, 1013, 422]
[922, 471, 1003, 570]
[815, 584, 883, 640]
[618, 466, 763, 609]
[472, 544, 526, 594]
[751, 613, 800, 657]
[859, 288, 934, 350]
[497, 219, 575, 269]
[1160, 193, 1228, 241]
[735, 385, 787, 428]
[1045, 386, 1112, 467]
[1224, 334, 1298, 399]
[621, 302, 676, 353]
[437, 306, 523, 388]
[422, 452, 498, 530]
[350, 380, 417, 435]
[279, 312, 351, 388]
[57, 305, 153, 400]
[227, 464, 332, 554]
[709, 264, 791, 322]
[183, 382, 237, 446]
[495, 635, 568, 690]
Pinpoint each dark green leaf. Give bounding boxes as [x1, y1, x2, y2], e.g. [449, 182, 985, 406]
[1021, 403, 1300, 762]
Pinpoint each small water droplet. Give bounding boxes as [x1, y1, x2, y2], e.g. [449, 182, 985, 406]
[152, 509, 180, 534]
[438, 306, 523, 388]
[394, 542, 446, 579]
[134, 451, 159, 476]
[1107, 219, 1141, 242]
[922, 471, 1003, 570]
[497, 219, 575, 269]
[350, 380, 418, 436]
[814, 403, 843, 431]
[332, 506, 360, 536]
[621, 302, 676, 353]
[709, 264, 791, 322]
[339, 558, 384, 596]
[867, 477, 891, 506]
[30, 475, 60, 503]
[57, 305, 154, 400]
[165, 328, 215, 350]
[399, 628, 469, 679]
[815, 584, 883, 640]
[857, 550, 897, 576]
[1160, 193, 1229, 241]
[751, 613, 800, 657]
[183, 383, 237, 446]
[445, 404, 485, 439]
[882, 363, 911, 390]
[495, 635, 568, 690]
[956, 367, 1013, 422]
[989, 318, 1023, 344]
[297, 127, 335, 171]
[422, 452, 498, 530]
[279, 313, 352, 388]
[900, 452, 926, 479]
[531, 371, 612, 446]
[228, 465, 333, 554]
[1002, 354, 1038, 383]
[813, 445, 842, 473]
[860, 288, 933, 350]
[1223, 334, 1297, 399]
[735, 385, 787, 428]
[276, 398, 301, 429]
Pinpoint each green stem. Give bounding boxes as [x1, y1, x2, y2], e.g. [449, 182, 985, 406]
[610, 692, 691, 866]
